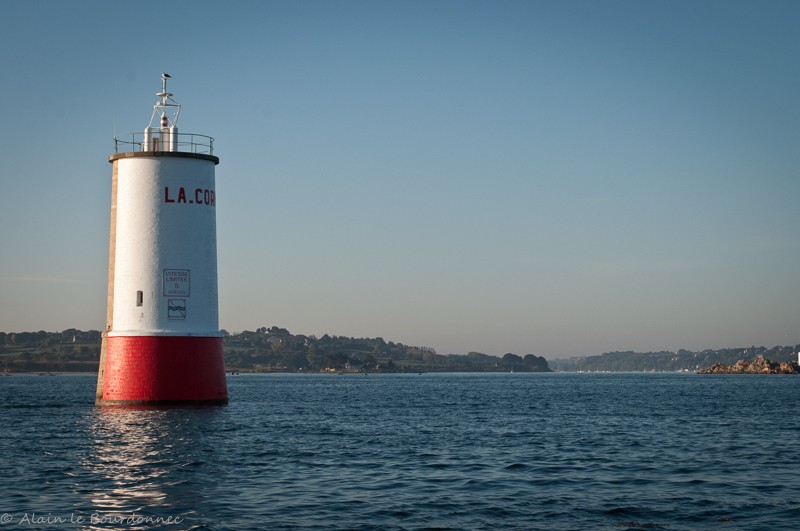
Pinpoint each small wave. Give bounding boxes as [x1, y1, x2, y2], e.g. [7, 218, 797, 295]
[2, 402, 70, 409]
[618, 521, 670, 529]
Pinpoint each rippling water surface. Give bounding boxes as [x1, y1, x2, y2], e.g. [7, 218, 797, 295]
[0, 373, 798, 530]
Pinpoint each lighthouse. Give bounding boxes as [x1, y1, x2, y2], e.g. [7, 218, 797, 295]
[96, 74, 228, 405]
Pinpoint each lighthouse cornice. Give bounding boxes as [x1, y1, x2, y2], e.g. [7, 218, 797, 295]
[109, 151, 220, 165]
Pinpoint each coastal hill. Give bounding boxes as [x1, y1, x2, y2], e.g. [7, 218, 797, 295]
[221, 327, 551, 373]
[0, 328, 550, 374]
[550, 345, 799, 372]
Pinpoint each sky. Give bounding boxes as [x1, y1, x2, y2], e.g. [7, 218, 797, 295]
[1, 0, 798, 359]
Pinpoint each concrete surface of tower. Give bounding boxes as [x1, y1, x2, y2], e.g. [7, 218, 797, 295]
[95, 73, 228, 405]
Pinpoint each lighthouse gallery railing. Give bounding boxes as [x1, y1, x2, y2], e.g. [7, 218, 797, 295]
[113, 131, 214, 155]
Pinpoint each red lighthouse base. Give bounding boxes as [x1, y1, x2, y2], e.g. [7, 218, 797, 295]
[98, 336, 228, 406]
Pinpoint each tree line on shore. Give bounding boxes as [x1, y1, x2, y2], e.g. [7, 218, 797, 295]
[4, 328, 797, 373]
[0, 328, 551, 373]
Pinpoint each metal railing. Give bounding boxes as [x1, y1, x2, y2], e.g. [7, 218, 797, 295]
[113, 131, 215, 155]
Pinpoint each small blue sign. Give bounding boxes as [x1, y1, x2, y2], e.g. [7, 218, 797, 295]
[168, 299, 186, 320]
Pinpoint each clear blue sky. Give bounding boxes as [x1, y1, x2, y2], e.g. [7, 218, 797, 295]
[1, 0, 798, 358]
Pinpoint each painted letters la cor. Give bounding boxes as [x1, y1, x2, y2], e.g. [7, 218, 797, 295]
[164, 186, 216, 206]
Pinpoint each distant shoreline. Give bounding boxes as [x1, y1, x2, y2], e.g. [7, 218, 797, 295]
[697, 357, 800, 375]
[3, 371, 96, 375]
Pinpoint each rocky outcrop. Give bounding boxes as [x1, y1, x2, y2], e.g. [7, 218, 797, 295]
[698, 356, 800, 374]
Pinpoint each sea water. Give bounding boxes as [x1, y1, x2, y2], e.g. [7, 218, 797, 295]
[0, 373, 798, 530]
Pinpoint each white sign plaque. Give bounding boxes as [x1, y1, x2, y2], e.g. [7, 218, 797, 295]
[163, 269, 190, 297]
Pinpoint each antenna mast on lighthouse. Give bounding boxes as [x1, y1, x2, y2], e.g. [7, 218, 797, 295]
[149, 72, 181, 129]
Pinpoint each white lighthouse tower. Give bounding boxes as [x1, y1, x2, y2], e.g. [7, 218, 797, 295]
[96, 74, 228, 405]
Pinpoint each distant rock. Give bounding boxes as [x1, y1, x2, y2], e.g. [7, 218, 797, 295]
[697, 356, 800, 374]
